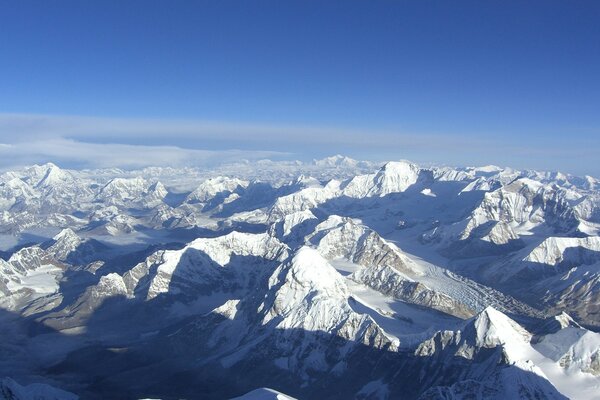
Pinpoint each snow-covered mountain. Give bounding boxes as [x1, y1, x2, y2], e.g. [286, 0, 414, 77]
[0, 157, 598, 399]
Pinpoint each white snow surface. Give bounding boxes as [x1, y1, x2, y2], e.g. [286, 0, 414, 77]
[230, 387, 297, 400]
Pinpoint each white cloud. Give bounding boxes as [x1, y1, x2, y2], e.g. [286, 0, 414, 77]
[0, 112, 479, 169]
[0, 137, 288, 169]
[0, 112, 598, 175]
[0, 112, 473, 148]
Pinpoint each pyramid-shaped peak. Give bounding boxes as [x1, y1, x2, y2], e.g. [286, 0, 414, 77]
[148, 181, 168, 196]
[293, 174, 321, 187]
[33, 163, 72, 187]
[53, 227, 80, 242]
[471, 306, 531, 348]
[149, 180, 166, 190]
[287, 247, 346, 295]
[372, 160, 423, 194]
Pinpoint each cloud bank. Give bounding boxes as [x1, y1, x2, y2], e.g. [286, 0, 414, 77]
[0, 139, 287, 170]
[0, 113, 598, 176]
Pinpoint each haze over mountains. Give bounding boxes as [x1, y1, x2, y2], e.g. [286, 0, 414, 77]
[0, 156, 599, 399]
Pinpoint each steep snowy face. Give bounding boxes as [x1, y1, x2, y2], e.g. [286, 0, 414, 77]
[88, 273, 128, 300]
[290, 174, 322, 189]
[416, 307, 531, 362]
[189, 231, 289, 266]
[16, 163, 68, 188]
[34, 163, 74, 189]
[46, 228, 82, 260]
[341, 161, 426, 198]
[142, 181, 169, 208]
[309, 216, 369, 257]
[41, 229, 110, 270]
[373, 161, 423, 194]
[259, 247, 398, 348]
[96, 177, 150, 205]
[308, 216, 422, 277]
[469, 306, 532, 354]
[5, 247, 56, 276]
[583, 176, 599, 191]
[125, 231, 289, 300]
[474, 179, 578, 230]
[262, 248, 345, 320]
[268, 183, 340, 221]
[185, 176, 248, 204]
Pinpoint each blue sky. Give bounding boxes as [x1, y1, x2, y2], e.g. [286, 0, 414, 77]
[0, 1, 599, 175]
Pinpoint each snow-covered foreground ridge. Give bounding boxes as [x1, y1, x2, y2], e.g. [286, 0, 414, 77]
[0, 157, 599, 399]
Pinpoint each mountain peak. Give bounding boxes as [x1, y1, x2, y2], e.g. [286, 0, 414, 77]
[373, 160, 422, 194]
[286, 247, 345, 294]
[471, 306, 531, 349]
[380, 160, 419, 173]
[313, 154, 359, 168]
[148, 181, 168, 198]
[186, 176, 247, 203]
[52, 227, 80, 243]
[292, 174, 322, 188]
[31, 162, 72, 188]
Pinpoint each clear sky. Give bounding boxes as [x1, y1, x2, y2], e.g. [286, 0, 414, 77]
[0, 1, 599, 175]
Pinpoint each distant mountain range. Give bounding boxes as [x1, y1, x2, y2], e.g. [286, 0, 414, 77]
[0, 157, 598, 399]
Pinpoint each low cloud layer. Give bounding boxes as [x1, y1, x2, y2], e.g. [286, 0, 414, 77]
[0, 138, 287, 169]
[0, 113, 598, 176]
